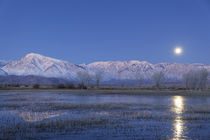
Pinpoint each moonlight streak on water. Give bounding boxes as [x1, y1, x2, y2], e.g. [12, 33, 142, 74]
[172, 96, 184, 140]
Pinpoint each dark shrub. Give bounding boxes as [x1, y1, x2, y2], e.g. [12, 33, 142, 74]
[13, 84, 20, 87]
[57, 84, 66, 89]
[33, 84, 40, 89]
[90, 85, 95, 88]
[67, 84, 75, 89]
[4, 84, 8, 88]
[78, 83, 87, 89]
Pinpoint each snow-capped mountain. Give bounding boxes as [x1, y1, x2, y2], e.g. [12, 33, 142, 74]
[2, 53, 210, 82]
[85, 61, 210, 81]
[2, 53, 85, 80]
[85, 61, 155, 80]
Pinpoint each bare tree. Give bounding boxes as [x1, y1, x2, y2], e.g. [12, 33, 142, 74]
[94, 71, 103, 88]
[198, 68, 209, 90]
[76, 71, 92, 87]
[183, 72, 191, 90]
[184, 70, 199, 90]
[152, 71, 165, 89]
[135, 72, 144, 88]
[182, 68, 209, 90]
[189, 71, 199, 90]
[84, 72, 92, 87]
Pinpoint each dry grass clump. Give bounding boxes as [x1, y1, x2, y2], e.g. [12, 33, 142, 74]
[0, 117, 111, 139]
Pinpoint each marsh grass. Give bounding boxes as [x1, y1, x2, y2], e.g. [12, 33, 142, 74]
[4, 97, 28, 101]
[1, 91, 210, 139]
[0, 103, 28, 109]
[0, 116, 117, 139]
[0, 113, 174, 139]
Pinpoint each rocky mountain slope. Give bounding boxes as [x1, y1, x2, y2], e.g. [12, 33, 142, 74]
[0, 68, 7, 76]
[0, 60, 9, 67]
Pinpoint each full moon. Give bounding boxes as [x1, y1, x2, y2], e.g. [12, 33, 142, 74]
[174, 47, 183, 55]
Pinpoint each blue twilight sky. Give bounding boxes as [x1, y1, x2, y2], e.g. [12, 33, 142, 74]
[0, 0, 210, 64]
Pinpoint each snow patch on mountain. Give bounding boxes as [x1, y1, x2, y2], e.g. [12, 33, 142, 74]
[0, 60, 9, 68]
[0, 68, 7, 76]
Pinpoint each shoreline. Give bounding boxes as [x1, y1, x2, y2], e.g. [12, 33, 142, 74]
[0, 88, 210, 96]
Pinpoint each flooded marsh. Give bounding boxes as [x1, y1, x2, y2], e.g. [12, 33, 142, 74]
[0, 91, 210, 139]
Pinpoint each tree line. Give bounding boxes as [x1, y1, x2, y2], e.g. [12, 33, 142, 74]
[149, 68, 209, 90]
[76, 68, 209, 90]
[0, 68, 209, 90]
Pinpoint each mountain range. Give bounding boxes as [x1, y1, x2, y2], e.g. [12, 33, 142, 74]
[0, 53, 209, 83]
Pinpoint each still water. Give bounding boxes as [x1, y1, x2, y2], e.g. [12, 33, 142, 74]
[0, 91, 210, 139]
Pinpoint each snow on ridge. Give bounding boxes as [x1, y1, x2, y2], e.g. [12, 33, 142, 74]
[2, 53, 210, 81]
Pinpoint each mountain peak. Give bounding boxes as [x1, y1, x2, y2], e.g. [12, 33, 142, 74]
[24, 53, 45, 58]
[23, 53, 62, 63]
